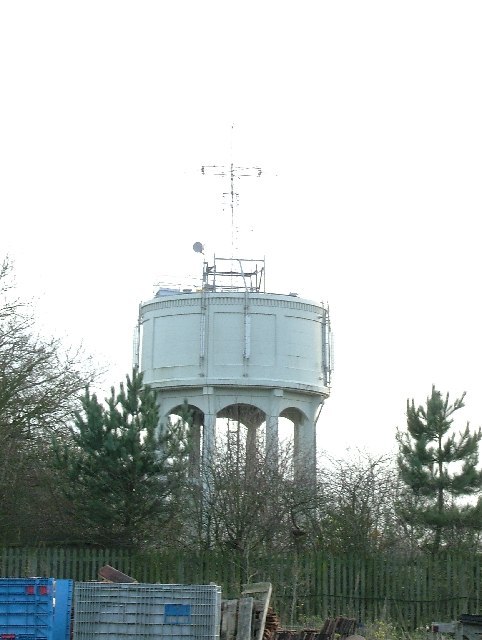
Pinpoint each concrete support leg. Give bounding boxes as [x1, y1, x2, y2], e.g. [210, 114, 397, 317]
[294, 415, 316, 481]
[265, 415, 279, 468]
[266, 389, 282, 468]
[189, 411, 202, 479]
[246, 418, 261, 477]
[246, 423, 257, 464]
[202, 413, 216, 468]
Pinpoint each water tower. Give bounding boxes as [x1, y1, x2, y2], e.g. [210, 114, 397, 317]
[135, 161, 332, 476]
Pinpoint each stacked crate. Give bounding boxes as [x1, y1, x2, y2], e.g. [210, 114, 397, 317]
[73, 582, 222, 640]
[0, 577, 73, 640]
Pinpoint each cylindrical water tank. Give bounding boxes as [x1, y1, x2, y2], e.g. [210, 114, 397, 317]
[140, 291, 331, 394]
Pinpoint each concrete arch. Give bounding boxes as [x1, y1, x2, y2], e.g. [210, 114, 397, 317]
[217, 403, 266, 428]
[279, 405, 317, 476]
[167, 402, 204, 417]
[217, 402, 267, 468]
[161, 402, 205, 479]
[280, 406, 308, 423]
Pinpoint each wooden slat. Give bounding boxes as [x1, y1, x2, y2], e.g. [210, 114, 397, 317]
[98, 564, 137, 583]
[221, 599, 238, 640]
[238, 597, 254, 640]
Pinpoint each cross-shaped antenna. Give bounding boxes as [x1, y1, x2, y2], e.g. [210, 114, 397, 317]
[201, 162, 262, 255]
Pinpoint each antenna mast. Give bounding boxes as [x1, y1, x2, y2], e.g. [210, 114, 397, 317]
[200, 130, 264, 290]
[201, 161, 262, 256]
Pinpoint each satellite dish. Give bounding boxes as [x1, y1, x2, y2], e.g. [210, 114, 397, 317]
[193, 242, 204, 254]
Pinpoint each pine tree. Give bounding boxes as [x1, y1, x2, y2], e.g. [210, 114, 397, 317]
[54, 369, 189, 547]
[397, 386, 482, 552]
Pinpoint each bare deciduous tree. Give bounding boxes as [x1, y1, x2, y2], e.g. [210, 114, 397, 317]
[314, 450, 403, 555]
[0, 257, 99, 544]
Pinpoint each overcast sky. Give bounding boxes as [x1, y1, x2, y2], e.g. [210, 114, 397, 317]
[1, 1, 481, 458]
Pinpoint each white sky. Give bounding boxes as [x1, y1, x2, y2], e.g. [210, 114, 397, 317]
[1, 1, 481, 458]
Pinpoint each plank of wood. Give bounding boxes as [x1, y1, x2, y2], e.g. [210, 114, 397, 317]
[238, 597, 254, 640]
[97, 564, 137, 583]
[221, 599, 239, 640]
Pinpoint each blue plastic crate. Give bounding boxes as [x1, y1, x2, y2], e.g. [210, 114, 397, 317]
[0, 578, 54, 640]
[0, 578, 73, 640]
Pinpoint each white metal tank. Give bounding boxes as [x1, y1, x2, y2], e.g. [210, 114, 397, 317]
[138, 257, 332, 474]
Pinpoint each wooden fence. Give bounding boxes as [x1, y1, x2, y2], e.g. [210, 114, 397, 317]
[1, 547, 480, 629]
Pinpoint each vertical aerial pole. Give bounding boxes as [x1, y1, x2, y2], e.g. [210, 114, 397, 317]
[201, 149, 262, 257]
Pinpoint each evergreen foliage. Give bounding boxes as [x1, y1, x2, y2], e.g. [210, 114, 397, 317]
[54, 369, 189, 547]
[396, 385, 482, 552]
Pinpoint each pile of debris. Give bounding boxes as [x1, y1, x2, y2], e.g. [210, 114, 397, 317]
[219, 580, 358, 640]
[273, 617, 358, 640]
